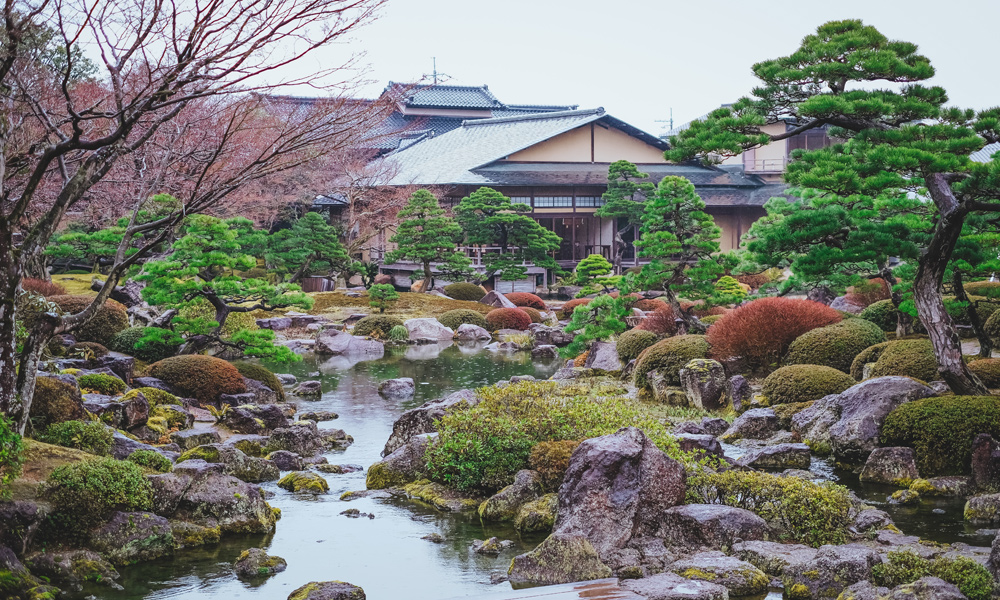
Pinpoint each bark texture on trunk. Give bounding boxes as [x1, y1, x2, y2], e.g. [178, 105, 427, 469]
[952, 272, 993, 358]
[879, 267, 914, 338]
[664, 288, 705, 334]
[0, 225, 18, 421]
[422, 260, 432, 293]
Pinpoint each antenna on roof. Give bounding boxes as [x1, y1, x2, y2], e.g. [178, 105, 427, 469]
[424, 57, 451, 85]
[654, 108, 674, 132]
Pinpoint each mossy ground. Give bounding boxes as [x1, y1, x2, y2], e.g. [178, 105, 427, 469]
[50, 274, 105, 296]
[10, 440, 96, 501]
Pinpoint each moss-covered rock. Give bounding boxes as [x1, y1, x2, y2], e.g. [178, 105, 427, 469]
[177, 444, 278, 483]
[29, 375, 84, 429]
[123, 387, 180, 406]
[634, 335, 710, 390]
[23, 549, 119, 593]
[76, 373, 126, 396]
[507, 532, 612, 586]
[287, 581, 366, 600]
[88, 510, 174, 566]
[513, 493, 558, 533]
[477, 469, 542, 522]
[352, 315, 404, 339]
[761, 365, 856, 406]
[785, 319, 887, 373]
[235, 363, 287, 402]
[402, 479, 481, 512]
[669, 552, 769, 597]
[168, 520, 221, 548]
[968, 358, 1000, 388]
[47, 295, 129, 346]
[278, 471, 329, 494]
[616, 329, 658, 364]
[233, 547, 287, 580]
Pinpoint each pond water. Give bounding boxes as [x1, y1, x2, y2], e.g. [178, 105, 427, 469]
[102, 342, 561, 600]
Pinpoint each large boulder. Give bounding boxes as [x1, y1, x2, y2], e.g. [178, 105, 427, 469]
[736, 443, 811, 470]
[24, 549, 119, 593]
[88, 511, 174, 565]
[964, 493, 1000, 525]
[859, 447, 921, 485]
[377, 378, 415, 399]
[219, 404, 289, 434]
[0, 501, 47, 556]
[727, 375, 753, 412]
[0, 544, 59, 599]
[583, 341, 622, 372]
[454, 323, 491, 341]
[507, 533, 612, 586]
[731, 540, 818, 577]
[658, 504, 771, 550]
[242, 377, 281, 405]
[233, 547, 287, 580]
[170, 429, 222, 450]
[177, 444, 279, 483]
[314, 328, 384, 358]
[366, 434, 433, 489]
[554, 427, 686, 563]
[514, 493, 559, 534]
[791, 376, 935, 464]
[278, 471, 329, 494]
[679, 359, 727, 411]
[668, 551, 769, 597]
[478, 470, 543, 522]
[382, 389, 478, 456]
[989, 529, 1000, 587]
[884, 578, 966, 600]
[620, 572, 729, 600]
[404, 318, 454, 343]
[286, 581, 366, 600]
[720, 408, 780, 442]
[266, 422, 327, 457]
[531, 324, 574, 347]
[480, 290, 517, 309]
[781, 544, 882, 600]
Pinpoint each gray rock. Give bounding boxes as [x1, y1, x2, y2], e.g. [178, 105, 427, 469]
[170, 429, 221, 450]
[531, 344, 560, 359]
[859, 447, 920, 484]
[286, 581, 366, 600]
[266, 422, 328, 457]
[966, 493, 1000, 525]
[454, 323, 491, 341]
[267, 450, 303, 471]
[731, 540, 818, 577]
[884, 577, 966, 600]
[531, 324, 575, 347]
[242, 377, 280, 405]
[279, 339, 315, 353]
[479, 470, 543, 522]
[378, 377, 415, 399]
[0, 501, 47, 556]
[701, 417, 729, 438]
[178, 444, 279, 483]
[234, 547, 286, 580]
[554, 427, 686, 562]
[781, 544, 882, 600]
[366, 433, 435, 489]
[676, 434, 724, 459]
[550, 367, 588, 380]
[219, 404, 289, 435]
[583, 341, 622, 371]
[292, 380, 323, 397]
[736, 443, 811, 470]
[315, 328, 384, 358]
[721, 408, 779, 442]
[989, 529, 1000, 587]
[659, 504, 771, 550]
[830, 295, 866, 314]
[510, 375, 536, 383]
[480, 290, 517, 309]
[507, 533, 611, 586]
[839, 581, 890, 600]
[24, 549, 119, 592]
[471, 536, 513, 556]
[133, 376, 177, 394]
[300, 410, 338, 422]
[620, 572, 729, 600]
[404, 318, 454, 343]
[276, 373, 296, 385]
[110, 429, 163, 459]
[679, 359, 728, 411]
[382, 389, 478, 456]
[850, 508, 895, 534]
[89, 511, 174, 566]
[148, 466, 276, 535]
[727, 375, 752, 412]
[668, 551, 768, 596]
[256, 317, 292, 330]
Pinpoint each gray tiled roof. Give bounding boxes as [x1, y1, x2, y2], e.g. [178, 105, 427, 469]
[972, 142, 1000, 163]
[386, 82, 503, 109]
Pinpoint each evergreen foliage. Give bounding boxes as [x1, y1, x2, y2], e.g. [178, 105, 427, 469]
[368, 284, 399, 313]
[385, 189, 472, 292]
[267, 212, 349, 283]
[595, 160, 656, 272]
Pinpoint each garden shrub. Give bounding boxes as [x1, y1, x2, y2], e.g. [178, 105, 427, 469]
[865, 339, 940, 382]
[485, 308, 532, 331]
[700, 314, 723, 327]
[68, 341, 109, 358]
[45, 457, 153, 538]
[388, 325, 410, 342]
[0, 415, 24, 501]
[21, 277, 67, 297]
[505, 292, 546, 310]
[707, 297, 841, 372]
[616, 329, 659, 364]
[425, 380, 680, 493]
[968, 359, 1000, 387]
[123, 387, 180, 406]
[518, 307, 543, 323]
[573, 350, 589, 367]
[443, 282, 486, 301]
[48, 295, 129, 346]
[558, 298, 590, 320]
[147, 355, 247, 405]
[30, 376, 84, 429]
[685, 469, 853, 547]
[845, 277, 890, 307]
[760, 365, 855, 405]
[945, 295, 1000, 328]
[634, 335, 710, 390]
[438, 309, 488, 331]
[110, 326, 179, 363]
[635, 305, 679, 336]
[679, 300, 727, 318]
[353, 315, 404, 338]
[859, 299, 898, 331]
[176, 298, 260, 337]
[872, 550, 993, 600]
[784, 318, 886, 373]
[126, 449, 172, 473]
[963, 280, 1000, 297]
[633, 298, 668, 312]
[235, 362, 286, 402]
[849, 341, 891, 380]
[76, 373, 126, 396]
[882, 395, 1000, 476]
[36, 420, 112, 456]
[529, 440, 581, 492]
[368, 283, 399, 313]
[735, 268, 782, 290]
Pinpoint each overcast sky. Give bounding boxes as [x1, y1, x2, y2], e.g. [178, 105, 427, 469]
[305, 0, 999, 136]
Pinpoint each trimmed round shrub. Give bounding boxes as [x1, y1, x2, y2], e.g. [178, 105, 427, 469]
[859, 299, 898, 331]
[761, 365, 856, 405]
[707, 297, 842, 372]
[636, 305, 679, 336]
[36, 420, 112, 456]
[850, 341, 891, 380]
[505, 292, 546, 310]
[634, 335, 710, 390]
[616, 329, 659, 364]
[438, 309, 488, 330]
[388, 325, 409, 342]
[700, 314, 723, 327]
[48, 295, 129, 346]
[882, 395, 1000, 476]
[147, 355, 247, 404]
[485, 308, 532, 331]
[845, 277, 891, 307]
[633, 298, 668, 312]
[77, 373, 126, 396]
[529, 440, 581, 492]
[30, 376, 85, 429]
[110, 326, 179, 363]
[558, 298, 590, 320]
[67, 342, 109, 358]
[968, 359, 1000, 388]
[784, 319, 887, 373]
[518, 307, 543, 323]
[353, 315, 404, 338]
[123, 387, 180, 406]
[866, 339, 940, 382]
[126, 449, 172, 473]
[45, 457, 153, 538]
[443, 282, 486, 301]
[964, 280, 1000, 297]
[235, 363, 286, 402]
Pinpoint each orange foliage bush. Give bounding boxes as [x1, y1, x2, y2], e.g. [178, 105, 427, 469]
[633, 298, 668, 312]
[504, 292, 547, 310]
[485, 307, 532, 331]
[147, 355, 247, 405]
[635, 305, 679, 336]
[845, 278, 891, 307]
[21, 278, 67, 297]
[558, 298, 591, 320]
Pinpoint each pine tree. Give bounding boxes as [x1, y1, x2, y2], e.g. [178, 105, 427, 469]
[635, 176, 725, 333]
[385, 189, 472, 292]
[595, 160, 655, 273]
[666, 19, 1000, 394]
[574, 254, 618, 295]
[267, 212, 350, 283]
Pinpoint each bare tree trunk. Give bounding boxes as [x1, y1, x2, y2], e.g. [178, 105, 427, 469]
[11, 315, 59, 434]
[0, 226, 19, 421]
[879, 266, 913, 338]
[664, 288, 705, 334]
[953, 271, 993, 358]
[422, 260, 433, 293]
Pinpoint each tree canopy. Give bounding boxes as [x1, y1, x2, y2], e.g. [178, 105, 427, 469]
[267, 212, 350, 283]
[385, 189, 472, 292]
[595, 160, 655, 272]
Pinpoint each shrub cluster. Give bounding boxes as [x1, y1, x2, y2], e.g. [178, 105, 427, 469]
[485, 308, 532, 331]
[443, 282, 486, 301]
[700, 314, 723, 327]
[235, 362, 286, 402]
[438, 309, 488, 331]
[388, 325, 410, 342]
[558, 298, 590, 320]
[518, 306, 543, 323]
[616, 329, 659, 364]
[505, 292, 546, 310]
[147, 355, 247, 405]
[36, 420, 113, 456]
[881, 395, 1000, 476]
[123, 387, 180, 406]
[969, 359, 1000, 388]
[845, 277, 891, 307]
[425, 380, 680, 493]
[707, 298, 841, 372]
[635, 305, 679, 336]
[633, 298, 667, 312]
[30, 376, 84, 429]
[20, 277, 67, 297]
[353, 315, 404, 338]
[529, 440, 581, 492]
[177, 298, 260, 337]
[77, 373, 126, 396]
[68, 341, 110, 358]
[784, 318, 886, 373]
[0, 415, 24, 501]
[48, 295, 130, 346]
[45, 457, 153, 538]
[872, 550, 993, 600]
[634, 335, 710, 390]
[110, 326, 179, 363]
[858, 299, 898, 331]
[126, 449, 172, 473]
[685, 469, 853, 547]
[853, 339, 939, 382]
[761, 365, 855, 405]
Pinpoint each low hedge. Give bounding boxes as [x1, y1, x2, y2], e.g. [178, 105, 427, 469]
[30, 376, 84, 429]
[616, 329, 659, 364]
[519, 307, 543, 323]
[761, 365, 856, 405]
[633, 335, 710, 390]
[858, 299, 897, 331]
[438, 309, 488, 331]
[77, 373, 126, 396]
[872, 550, 993, 600]
[48, 295, 130, 346]
[485, 308, 532, 331]
[45, 457, 153, 538]
[443, 282, 486, 301]
[881, 396, 1000, 476]
[235, 362, 286, 402]
[558, 298, 590, 320]
[968, 359, 1000, 388]
[686, 469, 853, 547]
[110, 326, 179, 363]
[126, 449, 172, 473]
[36, 420, 112, 456]
[353, 315, 404, 338]
[864, 339, 940, 382]
[784, 318, 886, 373]
[505, 292, 546, 310]
[147, 355, 247, 405]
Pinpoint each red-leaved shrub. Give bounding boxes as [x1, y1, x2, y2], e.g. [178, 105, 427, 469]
[485, 308, 532, 331]
[845, 278, 891, 307]
[558, 298, 591, 320]
[633, 298, 668, 312]
[504, 292, 547, 310]
[735, 272, 774, 290]
[680, 301, 728, 318]
[636, 305, 679, 336]
[707, 297, 842, 372]
[21, 278, 68, 297]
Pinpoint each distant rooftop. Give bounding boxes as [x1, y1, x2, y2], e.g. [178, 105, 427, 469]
[972, 142, 1000, 163]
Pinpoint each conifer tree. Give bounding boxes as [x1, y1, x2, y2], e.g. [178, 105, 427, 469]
[386, 189, 472, 292]
[666, 19, 1000, 394]
[267, 212, 350, 283]
[574, 253, 618, 295]
[596, 160, 655, 272]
